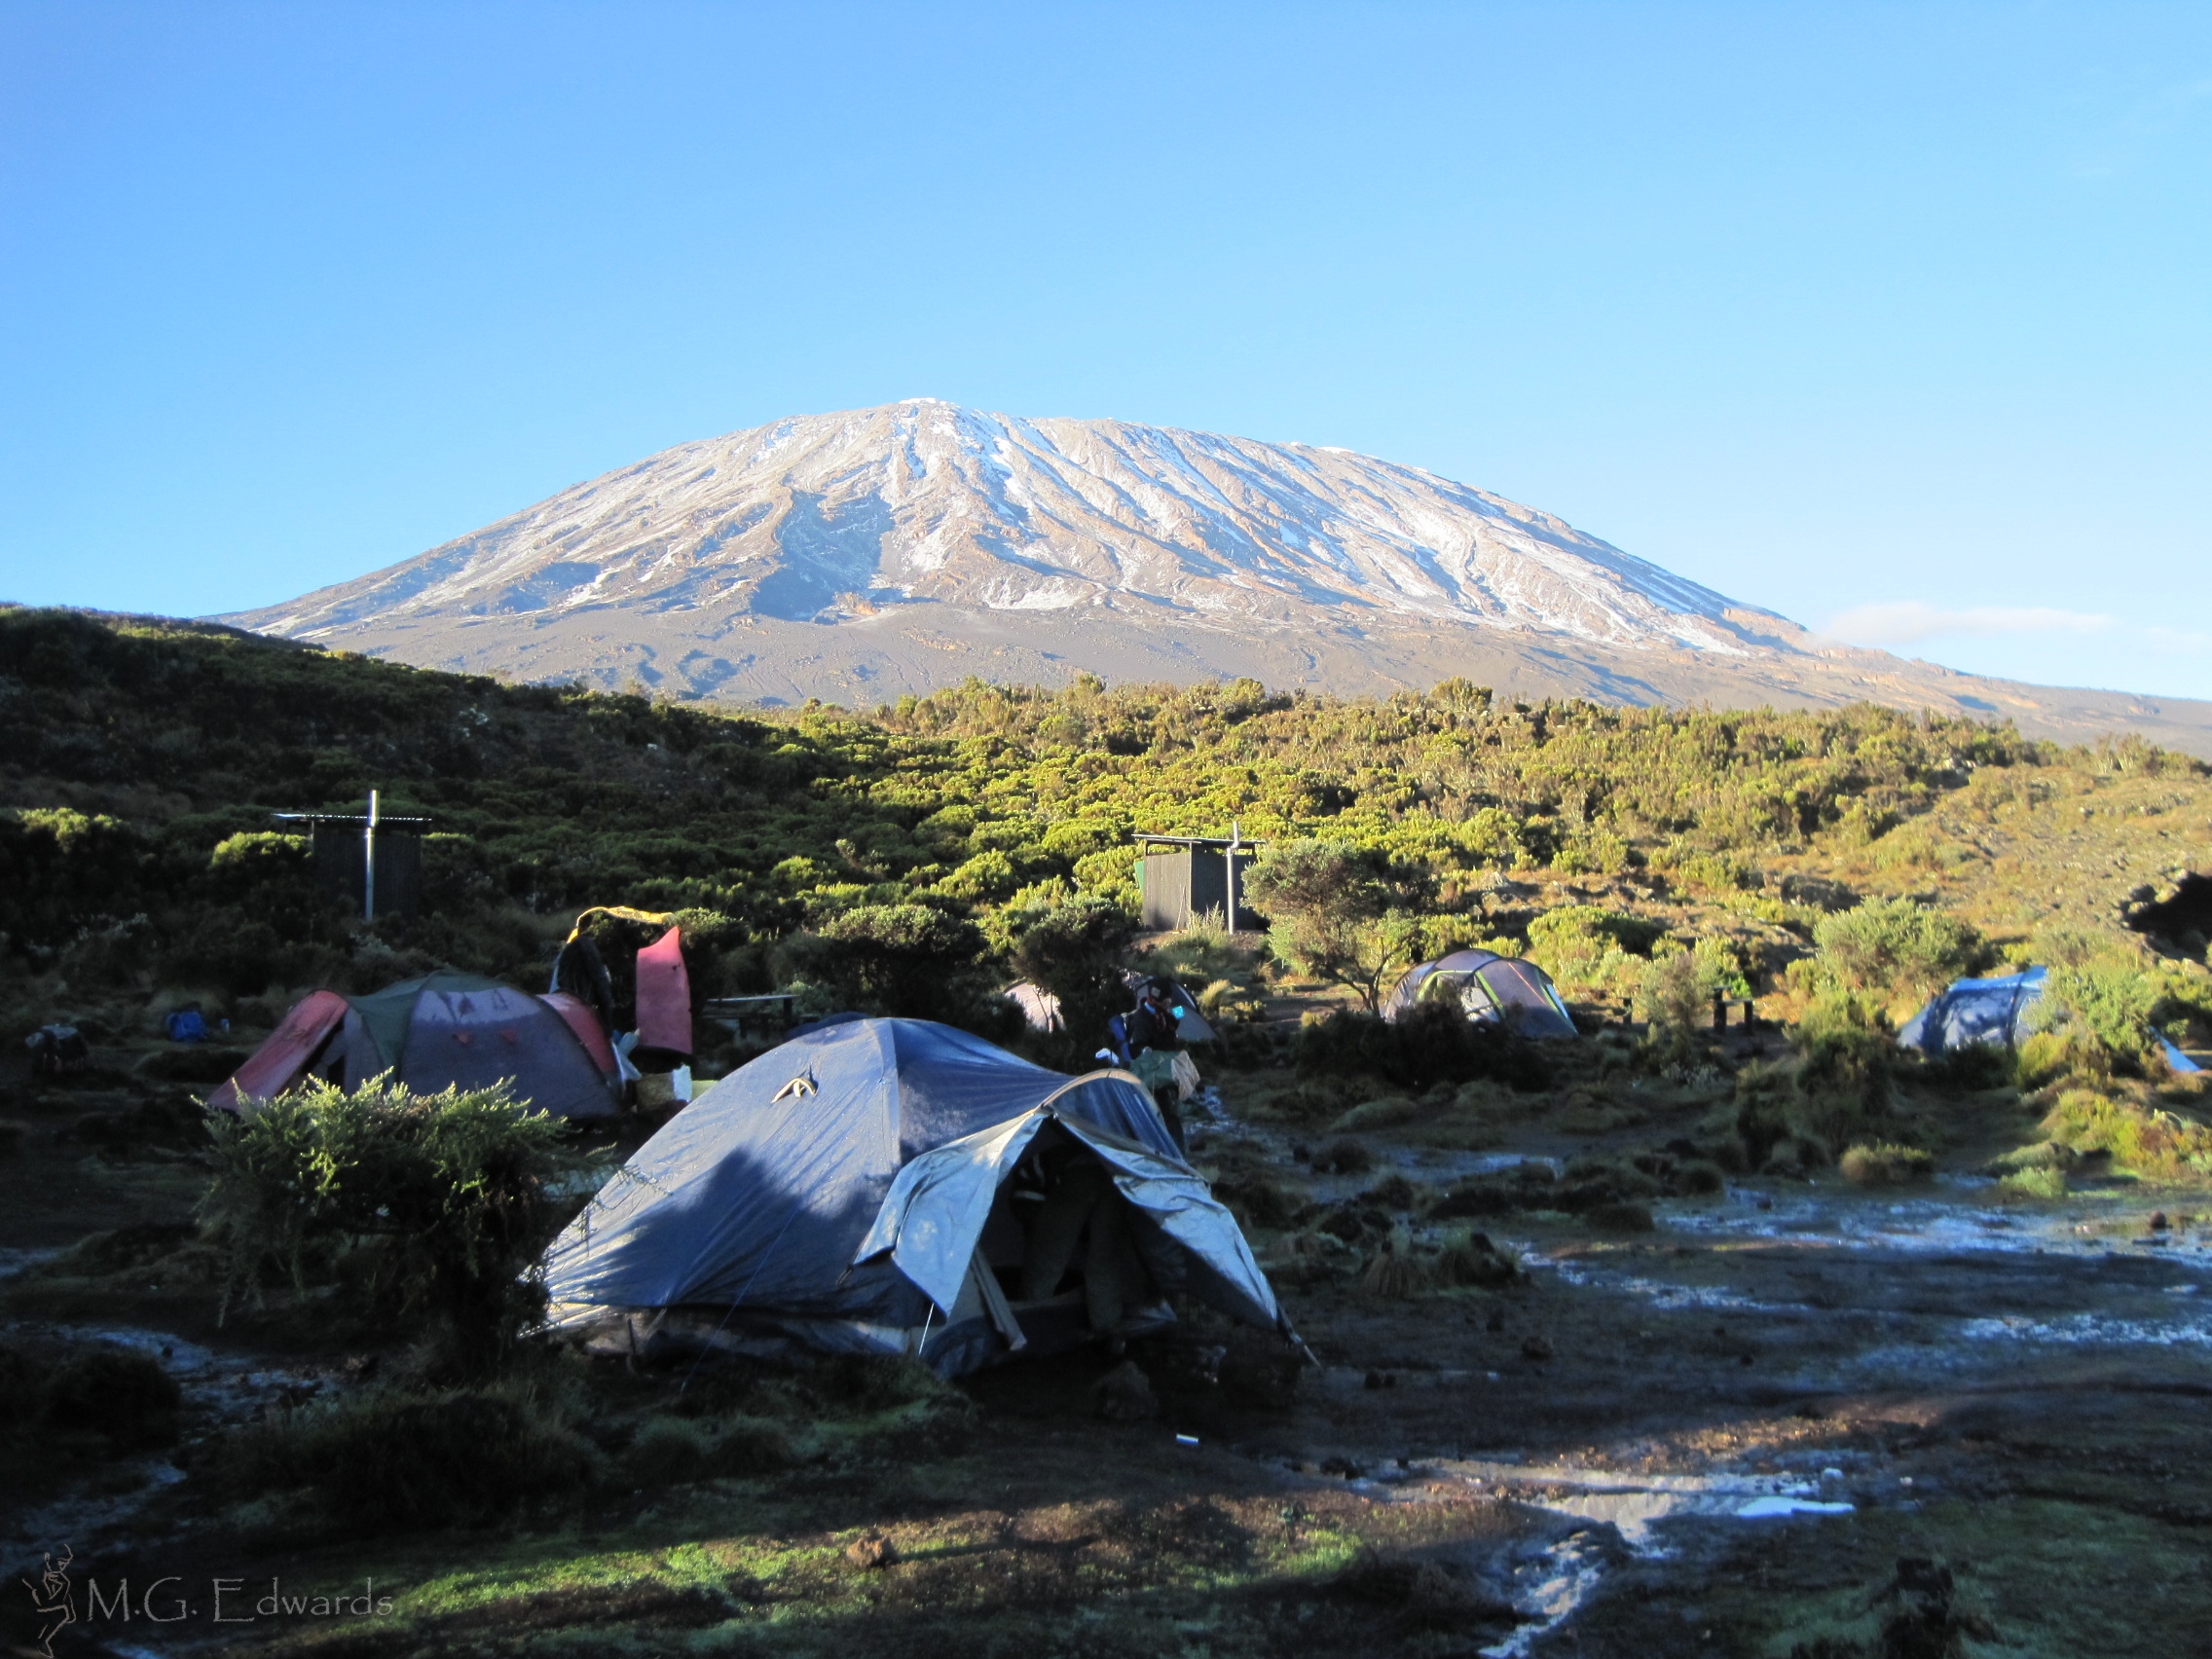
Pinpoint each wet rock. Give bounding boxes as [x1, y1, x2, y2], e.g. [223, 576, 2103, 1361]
[843, 1533, 899, 1569]
[1090, 1359, 1159, 1422]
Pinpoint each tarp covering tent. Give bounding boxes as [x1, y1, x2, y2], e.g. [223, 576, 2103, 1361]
[208, 971, 621, 1118]
[540, 1016, 1288, 1377]
[1898, 967, 2046, 1056]
[1382, 949, 1578, 1039]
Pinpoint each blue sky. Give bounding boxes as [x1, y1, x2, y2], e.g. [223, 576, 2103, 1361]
[3, 2, 2208, 697]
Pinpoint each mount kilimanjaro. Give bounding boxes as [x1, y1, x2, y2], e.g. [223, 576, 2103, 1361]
[226, 399, 2212, 752]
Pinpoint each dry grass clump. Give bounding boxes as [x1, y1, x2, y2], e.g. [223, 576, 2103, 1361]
[1330, 1095, 1421, 1132]
[1358, 1238, 1436, 1300]
[1435, 1229, 1519, 1288]
[1839, 1142, 1936, 1186]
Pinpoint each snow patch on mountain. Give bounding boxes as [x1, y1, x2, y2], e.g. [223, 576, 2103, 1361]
[232, 399, 1791, 657]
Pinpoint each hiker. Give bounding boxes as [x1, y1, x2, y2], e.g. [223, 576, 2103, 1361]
[1122, 977, 1190, 1153]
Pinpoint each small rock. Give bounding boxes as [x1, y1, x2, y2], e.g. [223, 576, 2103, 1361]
[843, 1533, 898, 1570]
[1521, 1334, 1554, 1361]
[1090, 1359, 1159, 1422]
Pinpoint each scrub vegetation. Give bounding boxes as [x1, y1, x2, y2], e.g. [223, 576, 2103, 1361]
[9, 607, 2212, 1655]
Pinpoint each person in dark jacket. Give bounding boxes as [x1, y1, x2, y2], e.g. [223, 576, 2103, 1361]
[1124, 977, 1189, 1152]
[1125, 977, 1186, 1060]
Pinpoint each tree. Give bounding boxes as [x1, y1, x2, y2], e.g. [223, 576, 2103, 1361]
[1243, 839, 1425, 1012]
[1011, 895, 1138, 1059]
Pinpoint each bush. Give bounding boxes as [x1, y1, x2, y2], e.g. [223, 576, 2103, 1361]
[1791, 992, 1897, 1123]
[198, 1079, 566, 1373]
[2037, 961, 2160, 1066]
[1295, 1004, 1551, 1093]
[629, 1413, 795, 1483]
[2001, 1164, 2069, 1199]
[226, 1386, 597, 1531]
[1527, 906, 1667, 998]
[1839, 1142, 1936, 1186]
[2040, 1087, 2212, 1182]
[1916, 1040, 2015, 1091]
[1809, 898, 1984, 1014]
[1634, 939, 1746, 1065]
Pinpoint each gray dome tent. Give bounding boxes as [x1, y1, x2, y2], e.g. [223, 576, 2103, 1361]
[1382, 948, 1578, 1038]
[540, 1017, 1289, 1376]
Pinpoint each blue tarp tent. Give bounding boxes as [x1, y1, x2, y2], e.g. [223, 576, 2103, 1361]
[540, 1017, 1287, 1376]
[1898, 967, 2046, 1055]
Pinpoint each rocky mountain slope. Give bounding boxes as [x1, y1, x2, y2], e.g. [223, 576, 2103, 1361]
[225, 400, 2212, 754]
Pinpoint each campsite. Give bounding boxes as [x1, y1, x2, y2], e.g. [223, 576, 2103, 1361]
[6, 610, 2212, 1657]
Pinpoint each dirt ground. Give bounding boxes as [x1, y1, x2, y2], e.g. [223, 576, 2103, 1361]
[5, 1030, 2211, 1659]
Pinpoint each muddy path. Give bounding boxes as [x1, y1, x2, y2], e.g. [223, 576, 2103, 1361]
[6, 1077, 2212, 1656]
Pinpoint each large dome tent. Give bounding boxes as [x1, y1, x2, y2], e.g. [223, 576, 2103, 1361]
[1383, 948, 1578, 1039]
[207, 971, 622, 1119]
[540, 1016, 1290, 1377]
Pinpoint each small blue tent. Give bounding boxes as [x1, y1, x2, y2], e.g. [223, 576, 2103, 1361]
[540, 1017, 1288, 1376]
[1898, 967, 2046, 1055]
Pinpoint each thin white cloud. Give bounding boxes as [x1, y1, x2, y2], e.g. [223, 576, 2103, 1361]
[1819, 602, 2115, 647]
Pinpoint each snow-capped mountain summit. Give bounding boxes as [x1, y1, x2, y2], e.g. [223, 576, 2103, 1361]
[242, 399, 1784, 652]
[223, 401, 2212, 751]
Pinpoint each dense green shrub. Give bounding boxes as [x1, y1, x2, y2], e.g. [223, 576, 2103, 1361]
[1807, 897, 1985, 1014]
[199, 1080, 565, 1372]
[1010, 895, 1138, 1062]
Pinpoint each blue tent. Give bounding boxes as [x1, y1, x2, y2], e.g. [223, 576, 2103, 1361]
[540, 1017, 1287, 1376]
[1898, 967, 2046, 1055]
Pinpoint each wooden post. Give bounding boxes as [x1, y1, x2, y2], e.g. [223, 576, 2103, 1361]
[1227, 819, 1240, 933]
[363, 789, 379, 921]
